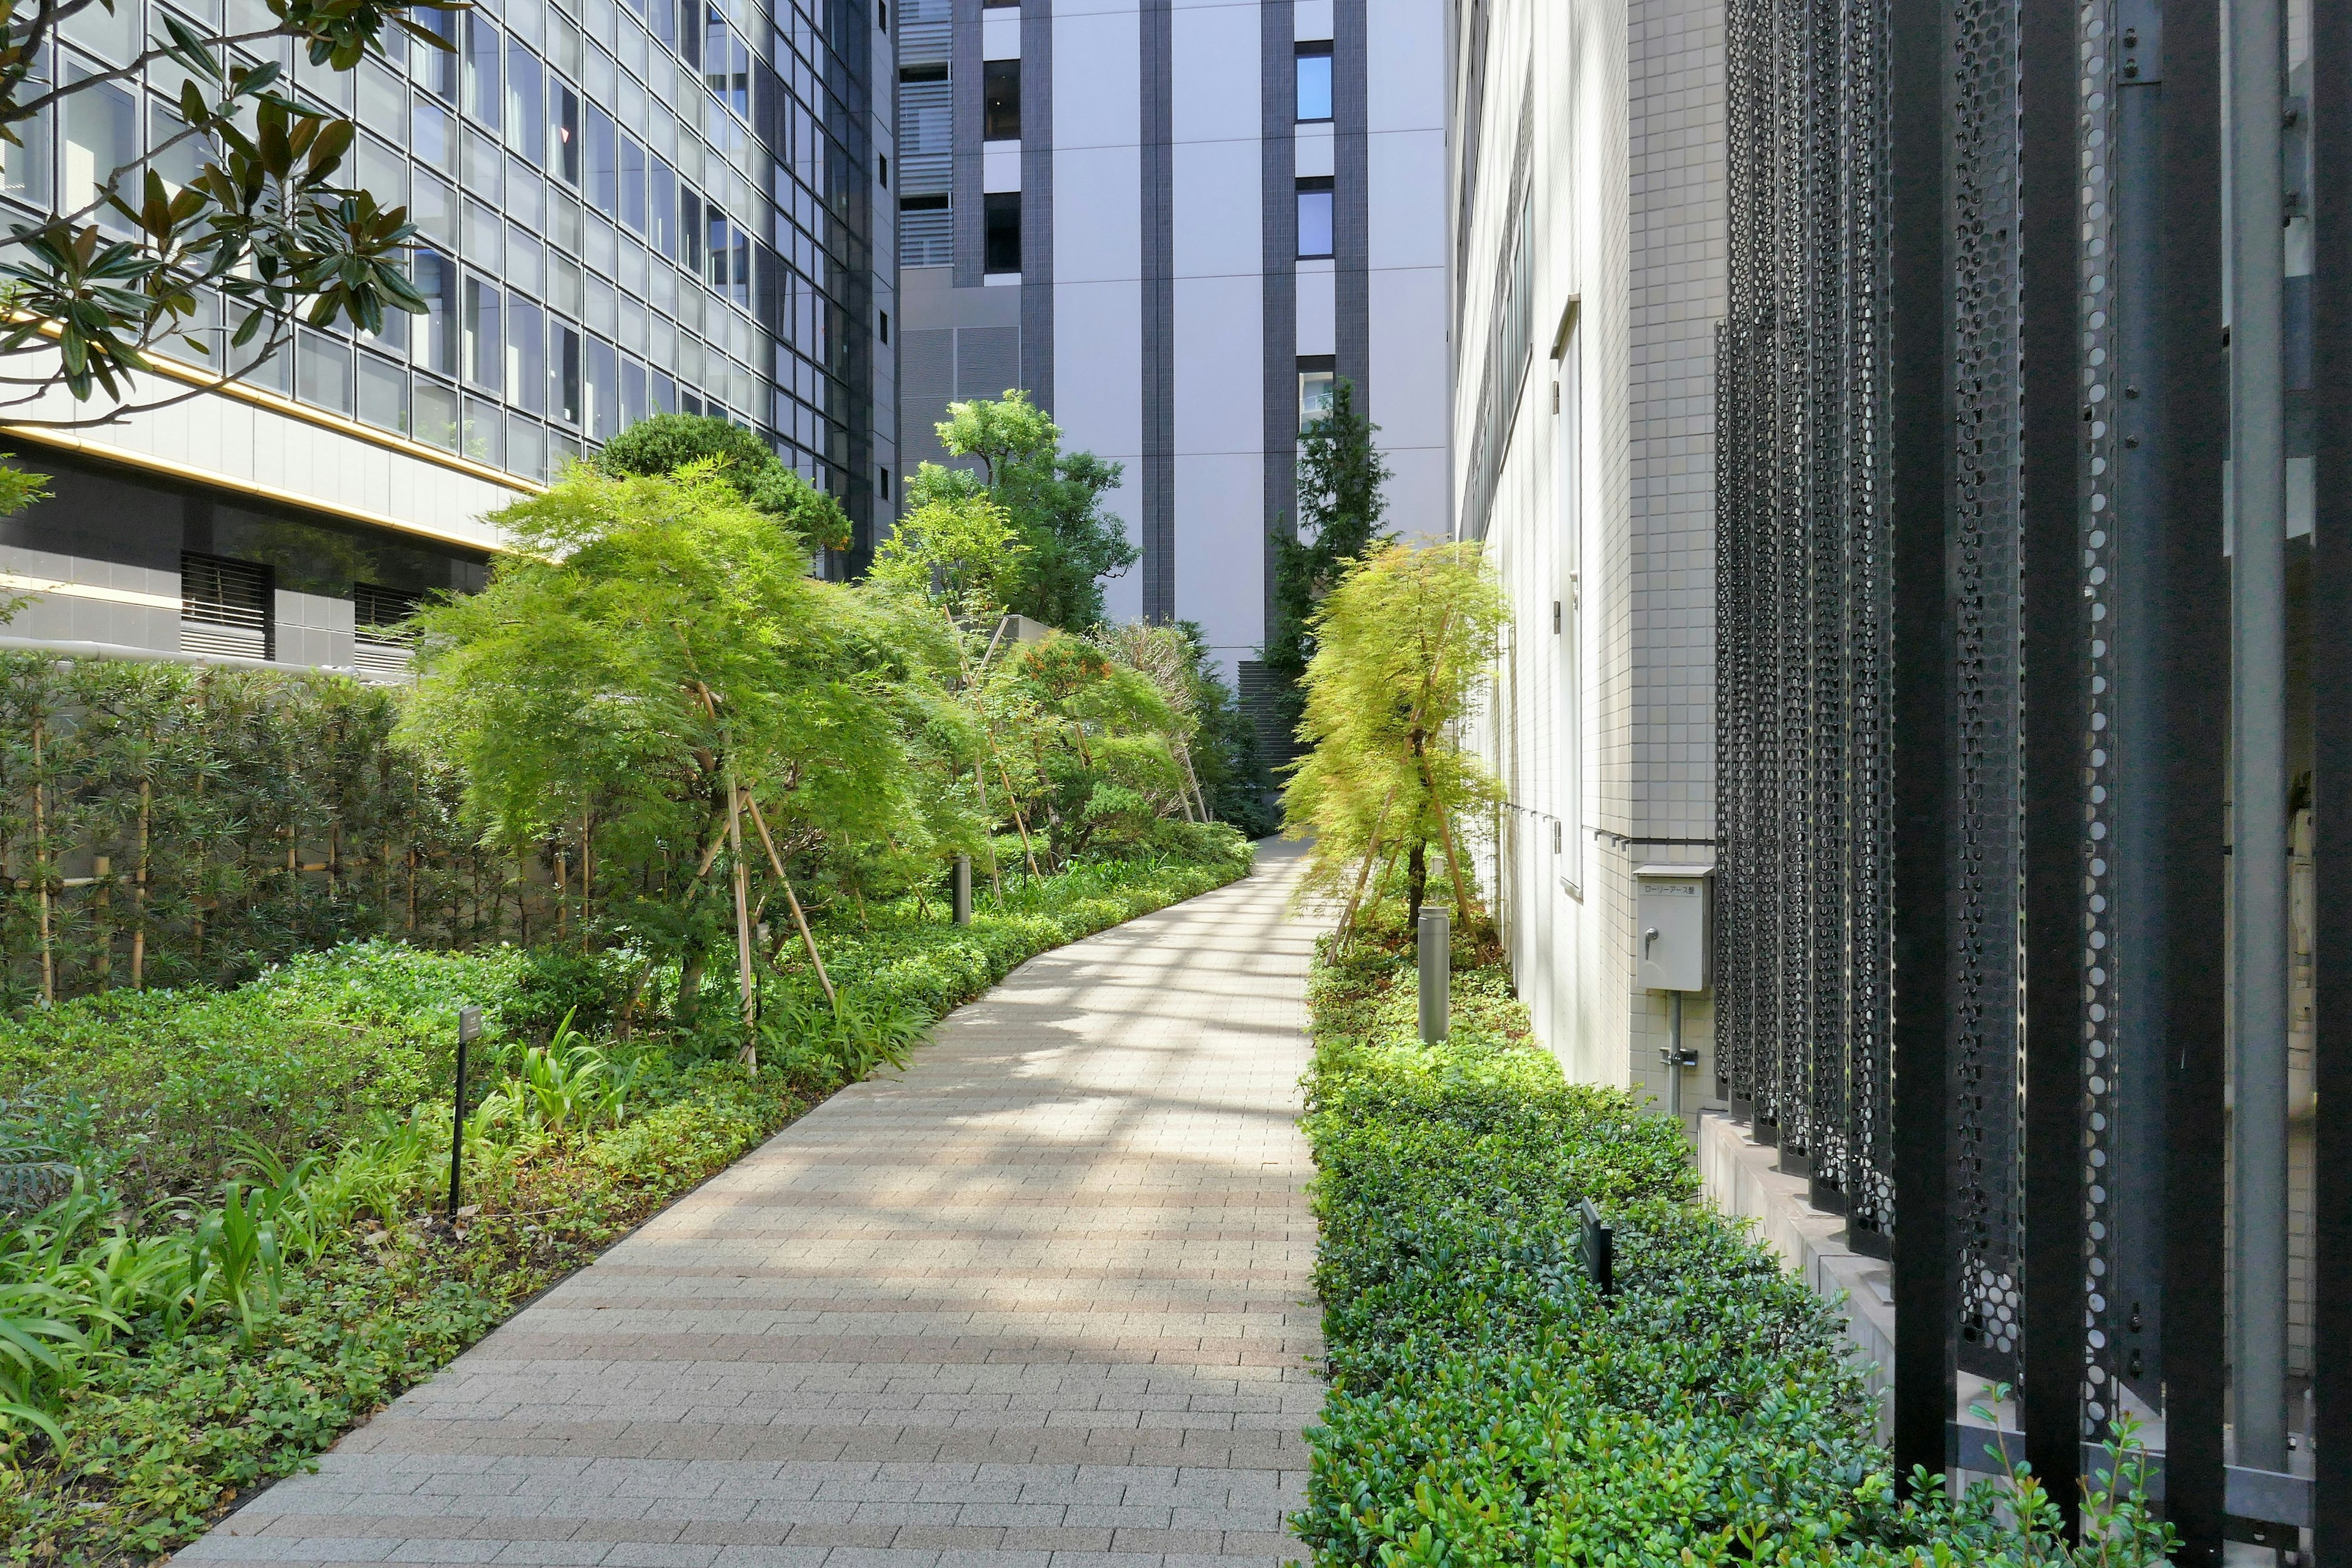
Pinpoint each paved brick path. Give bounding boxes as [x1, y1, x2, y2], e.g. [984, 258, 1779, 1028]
[184, 842, 1325, 1568]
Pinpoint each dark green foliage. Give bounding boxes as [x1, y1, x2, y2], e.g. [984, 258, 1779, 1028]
[1297, 940, 2173, 1566]
[595, 413, 852, 552]
[909, 391, 1140, 630]
[1170, 624, 1278, 837]
[1266, 379, 1395, 699]
[0, 840, 1252, 1563]
[0, 654, 516, 1008]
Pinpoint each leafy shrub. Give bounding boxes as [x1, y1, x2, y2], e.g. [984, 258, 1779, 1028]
[1296, 937, 2171, 1567]
[0, 839, 1253, 1564]
[0, 654, 514, 1008]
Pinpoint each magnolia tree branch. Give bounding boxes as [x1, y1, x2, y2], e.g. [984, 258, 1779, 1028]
[0, 0, 450, 428]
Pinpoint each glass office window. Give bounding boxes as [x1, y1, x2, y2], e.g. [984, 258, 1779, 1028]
[464, 13, 503, 131]
[462, 394, 502, 465]
[1298, 359, 1335, 426]
[554, 323, 582, 424]
[585, 335, 618, 439]
[1297, 178, 1333, 258]
[415, 377, 459, 450]
[358, 353, 410, 432]
[586, 100, 617, 213]
[503, 303, 543, 416]
[1296, 42, 1332, 121]
[553, 82, 581, 184]
[62, 70, 135, 234]
[463, 275, 503, 392]
[506, 40, 544, 162]
[297, 330, 355, 417]
[413, 97, 454, 176]
[622, 356, 648, 424]
[650, 157, 677, 257]
[413, 251, 459, 374]
[620, 132, 646, 231]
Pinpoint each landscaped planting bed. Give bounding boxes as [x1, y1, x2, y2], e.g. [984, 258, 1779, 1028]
[1294, 930, 2169, 1566]
[0, 835, 1251, 1565]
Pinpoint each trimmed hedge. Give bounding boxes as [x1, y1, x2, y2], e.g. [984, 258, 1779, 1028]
[1294, 937, 2170, 1567]
[0, 834, 1254, 1566]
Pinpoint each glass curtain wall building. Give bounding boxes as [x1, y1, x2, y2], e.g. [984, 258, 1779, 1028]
[0, 0, 885, 673]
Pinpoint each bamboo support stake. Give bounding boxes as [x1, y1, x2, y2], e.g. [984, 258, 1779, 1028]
[743, 790, 837, 1010]
[1334, 782, 1401, 946]
[92, 856, 111, 988]
[993, 755, 1042, 878]
[725, 777, 758, 1067]
[132, 776, 149, 990]
[32, 709, 52, 1006]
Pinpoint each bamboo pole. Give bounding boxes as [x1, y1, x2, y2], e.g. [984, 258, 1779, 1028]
[742, 790, 837, 1010]
[1333, 782, 1401, 947]
[725, 775, 758, 1067]
[132, 775, 149, 990]
[32, 707, 52, 1006]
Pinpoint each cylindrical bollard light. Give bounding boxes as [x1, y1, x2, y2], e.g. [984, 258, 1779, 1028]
[953, 854, 973, 925]
[1418, 908, 1450, 1042]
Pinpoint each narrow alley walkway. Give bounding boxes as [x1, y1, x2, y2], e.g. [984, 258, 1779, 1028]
[185, 842, 1325, 1568]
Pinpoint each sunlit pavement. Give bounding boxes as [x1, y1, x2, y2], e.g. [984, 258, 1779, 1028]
[179, 841, 1325, 1568]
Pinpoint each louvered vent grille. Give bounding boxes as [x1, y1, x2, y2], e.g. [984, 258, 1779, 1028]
[353, 582, 423, 680]
[180, 552, 273, 662]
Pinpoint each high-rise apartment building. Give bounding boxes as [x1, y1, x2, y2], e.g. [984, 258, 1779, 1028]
[0, 0, 889, 672]
[891, 0, 1449, 697]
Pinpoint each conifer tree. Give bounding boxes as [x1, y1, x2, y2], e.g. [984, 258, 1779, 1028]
[1265, 379, 1395, 731]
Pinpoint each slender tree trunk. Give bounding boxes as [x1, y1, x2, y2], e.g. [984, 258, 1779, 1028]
[1405, 834, 1427, 932]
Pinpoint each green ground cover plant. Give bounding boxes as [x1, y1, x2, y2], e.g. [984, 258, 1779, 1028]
[1294, 930, 2171, 1567]
[0, 831, 1251, 1565]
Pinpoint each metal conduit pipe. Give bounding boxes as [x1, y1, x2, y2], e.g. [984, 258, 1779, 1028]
[2226, 0, 2293, 1476]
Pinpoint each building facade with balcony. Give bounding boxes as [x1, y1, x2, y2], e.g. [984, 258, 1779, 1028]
[0, 0, 889, 676]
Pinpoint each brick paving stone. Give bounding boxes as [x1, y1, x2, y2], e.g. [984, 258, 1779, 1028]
[175, 845, 1323, 1568]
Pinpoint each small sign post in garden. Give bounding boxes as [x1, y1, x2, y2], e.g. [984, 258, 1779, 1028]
[449, 1006, 482, 1220]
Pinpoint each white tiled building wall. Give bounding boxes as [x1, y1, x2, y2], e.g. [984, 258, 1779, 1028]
[1624, 0, 1724, 1108]
[1458, 0, 1722, 1102]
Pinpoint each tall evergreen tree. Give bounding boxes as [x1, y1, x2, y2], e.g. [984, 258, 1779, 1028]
[1265, 379, 1395, 706]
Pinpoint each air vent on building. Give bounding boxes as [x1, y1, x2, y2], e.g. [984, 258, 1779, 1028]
[353, 582, 424, 680]
[180, 552, 273, 662]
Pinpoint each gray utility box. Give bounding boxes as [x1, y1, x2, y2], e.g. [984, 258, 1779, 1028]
[1634, 864, 1713, 992]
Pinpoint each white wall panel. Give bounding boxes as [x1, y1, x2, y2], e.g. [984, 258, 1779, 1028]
[1380, 445, 1450, 542]
[1367, 262, 1449, 455]
[1054, 145, 1144, 283]
[1168, 4, 1258, 146]
[1053, 9, 1139, 152]
[1367, 129, 1447, 268]
[1365, 0, 1446, 133]
[1296, 265, 1336, 356]
[1170, 138, 1262, 280]
[1054, 279, 1145, 466]
[1170, 273, 1262, 457]
[1172, 451, 1264, 663]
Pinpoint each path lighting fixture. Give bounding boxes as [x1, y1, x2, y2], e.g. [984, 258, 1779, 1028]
[1579, 1197, 1614, 1296]
[1417, 908, 1449, 1042]
[449, 1005, 483, 1221]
